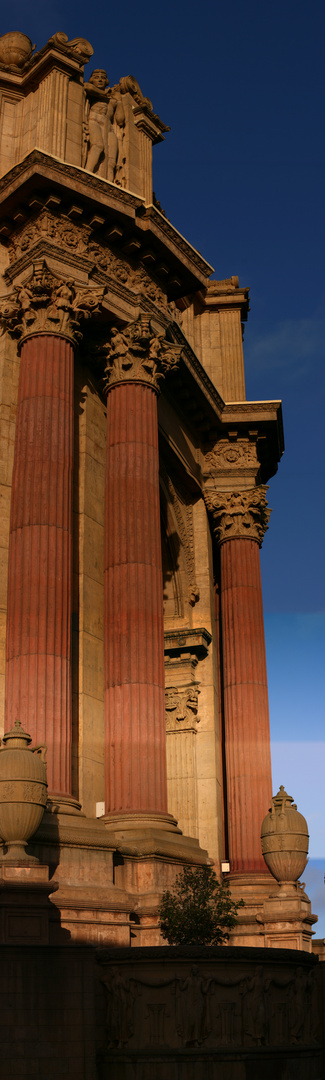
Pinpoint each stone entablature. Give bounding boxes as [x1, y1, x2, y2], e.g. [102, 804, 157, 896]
[204, 485, 271, 546]
[204, 437, 260, 488]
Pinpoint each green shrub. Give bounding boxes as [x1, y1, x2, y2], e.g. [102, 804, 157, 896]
[159, 865, 244, 946]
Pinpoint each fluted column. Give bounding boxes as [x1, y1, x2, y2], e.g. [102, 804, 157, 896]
[5, 334, 74, 796]
[104, 318, 182, 815]
[205, 486, 272, 873]
[0, 262, 105, 800]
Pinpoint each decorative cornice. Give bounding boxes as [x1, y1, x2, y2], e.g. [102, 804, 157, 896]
[104, 316, 183, 391]
[0, 260, 106, 347]
[4, 210, 183, 326]
[204, 485, 271, 546]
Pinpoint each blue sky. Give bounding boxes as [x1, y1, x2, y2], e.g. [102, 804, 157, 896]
[2, 0, 324, 934]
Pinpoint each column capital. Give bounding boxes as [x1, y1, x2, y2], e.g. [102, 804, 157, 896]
[104, 316, 183, 392]
[0, 260, 106, 348]
[204, 485, 271, 546]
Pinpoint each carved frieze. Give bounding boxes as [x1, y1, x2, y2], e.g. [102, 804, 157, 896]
[7, 211, 91, 266]
[97, 956, 320, 1053]
[204, 486, 271, 546]
[6, 210, 181, 321]
[104, 316, 183, 390]
[205, 440, 258, 472]
[0, 260, 106, 346]
[165, 685, 200, 731]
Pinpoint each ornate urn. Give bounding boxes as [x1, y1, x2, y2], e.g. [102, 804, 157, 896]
[0, 33, 33, 69]
[261, 785, 309, 883]
[0, 720, 47, 862]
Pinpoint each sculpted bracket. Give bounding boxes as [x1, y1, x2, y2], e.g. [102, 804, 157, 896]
[204, 486, 271, 546]
[0, 260, 106, 346]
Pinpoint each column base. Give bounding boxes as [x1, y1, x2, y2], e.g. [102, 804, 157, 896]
[47, 793, 85, 816]
[103, 809, 209, 864]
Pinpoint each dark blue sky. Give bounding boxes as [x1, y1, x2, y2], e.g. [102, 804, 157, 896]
[1, 0, 324, 925]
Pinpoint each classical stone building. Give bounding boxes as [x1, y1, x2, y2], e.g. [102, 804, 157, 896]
[0, 29, 317, 957]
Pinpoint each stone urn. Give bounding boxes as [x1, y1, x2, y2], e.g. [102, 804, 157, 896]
[261, 785, 309, 883]
[0, 720, 47, 862]
[0, 32, 33, 69]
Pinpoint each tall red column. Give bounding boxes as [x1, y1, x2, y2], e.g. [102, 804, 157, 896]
[2, 266, 104, 805]
[206, 487, 272, 874]
[5, 334, 74, 797]
[103, 319, 181, 817]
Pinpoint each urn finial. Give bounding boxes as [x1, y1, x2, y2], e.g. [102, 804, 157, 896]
[261, 786, 309, 884]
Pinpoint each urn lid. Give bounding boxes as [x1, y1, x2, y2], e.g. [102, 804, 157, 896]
[1, 718, 33, 749]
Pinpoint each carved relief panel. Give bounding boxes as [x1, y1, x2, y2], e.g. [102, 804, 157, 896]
[165, 683, 200, 840]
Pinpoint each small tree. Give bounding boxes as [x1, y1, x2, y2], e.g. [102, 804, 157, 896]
[159, 865, 244, 946]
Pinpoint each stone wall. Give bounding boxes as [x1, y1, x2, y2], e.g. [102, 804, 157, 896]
[0, 944, 322, 1079]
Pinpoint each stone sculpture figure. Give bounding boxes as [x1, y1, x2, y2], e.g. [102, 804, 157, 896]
[240, 966, 270, 1045]
[176, 965, 212, 1047]
[101, 967, 135, 1048]
[84, 70, 125, 184]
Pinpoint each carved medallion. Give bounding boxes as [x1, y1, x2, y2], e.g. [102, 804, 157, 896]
[205, 440, 258, 472]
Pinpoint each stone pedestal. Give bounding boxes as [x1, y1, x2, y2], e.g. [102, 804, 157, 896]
[0, 863, 57, 944]
[262, 882, 317, 952]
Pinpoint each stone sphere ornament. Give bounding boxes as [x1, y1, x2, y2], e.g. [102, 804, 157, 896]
[0, 32, 34, 69]
[0, 719, 47, 863]
[261, 785, 309, 884]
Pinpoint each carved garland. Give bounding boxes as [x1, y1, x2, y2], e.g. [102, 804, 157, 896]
[204, 486, 271, 546]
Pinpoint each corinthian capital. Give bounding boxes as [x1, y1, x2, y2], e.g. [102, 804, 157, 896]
[0, 261, 106, 347]
[204, 486, 271, 546]
[104, 316, 183, 391]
